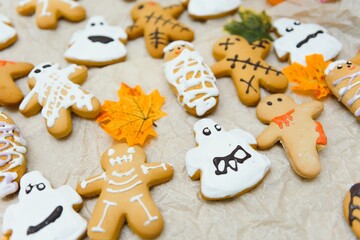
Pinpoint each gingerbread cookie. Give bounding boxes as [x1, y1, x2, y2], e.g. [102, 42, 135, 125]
[77, 143, 174, 240]
[344, 183, 360, 238]
[163, 41, 219, 117]
[0, 61, 34, 106]
[186, 118, 270, 200]
[126, 1, 194, 58]
[0, 112, 27, 198]
[2, 171, 87, 240]
[65, 16, 128, 67]
[211, 35, 288, 106]
[273, 18, 342, 65]
[0, 15, 17, 51]
[256, 94, 327, 178]
[17, 0, 86, 29]
[19, 63, 101, 139]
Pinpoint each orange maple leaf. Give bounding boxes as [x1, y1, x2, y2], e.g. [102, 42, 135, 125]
[97, 83, 167, 146]
[283, 54, 332, 99]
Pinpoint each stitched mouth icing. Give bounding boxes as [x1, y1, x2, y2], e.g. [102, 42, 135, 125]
[296, 30, 324, 48]
[212, 145, 251, 175]
[88, 36, 114, 44]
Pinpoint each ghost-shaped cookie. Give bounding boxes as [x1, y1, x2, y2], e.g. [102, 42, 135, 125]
[65, 16, 128, 67]
[2, 171, 87, 240]
[186, 118, 271, 200]
[0, 14, 17, 51]
[273, 18, 342, 65]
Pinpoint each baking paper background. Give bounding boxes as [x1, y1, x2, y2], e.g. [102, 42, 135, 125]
[0, 0, 360, 239]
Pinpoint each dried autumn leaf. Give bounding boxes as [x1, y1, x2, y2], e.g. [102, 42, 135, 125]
[97, 83, 166, 146]
[283, 54, 332, 99]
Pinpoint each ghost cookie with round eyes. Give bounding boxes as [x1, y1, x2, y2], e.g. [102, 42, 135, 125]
[0, 14, 17, 51]
[126, 1, 194, 58]
[77, 143, 174, 240]
[211, 35, 288, 106]
[186, 118, 271, 200]
[65, 16, 128, 67]
[2, 171, 87, 240]
[163, 41, 219, 117]
[19, 63, 101, 139]
[16, 0, 86, 29]
[344, 183, 360, 239]
[256, 94, 327, 179]
[273, 18, 342, 65]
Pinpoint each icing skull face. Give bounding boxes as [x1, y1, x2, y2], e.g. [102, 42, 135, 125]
[163, 41, 195, 61]
[256, 94, 296, 122]
[131, 2, 161, 20]
[101, 145, 146, 171]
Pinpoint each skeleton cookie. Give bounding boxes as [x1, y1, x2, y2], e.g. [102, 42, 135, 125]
[65, 16, 128, 67]
[344, 183, 360, 239]
[211, 35, 288, 106]
[163, 41, 219, 117]
[2, 171, 87, 240]
[256, 94, 327, 179]
[17, 0, 86, 29]
[126, 1, 194, 58]
[0, 112, 27, 198]
[19, 63, 101, 139]
[186, 118, 271, 200]
[0, 15, 17, 51]
[273, 18, 342, 65]
[77, 144, 174, 240]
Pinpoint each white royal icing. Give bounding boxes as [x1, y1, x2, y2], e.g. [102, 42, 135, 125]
[325, 60, 347, 75]
[186, 118, 271, 199]
[91, 200, 117, 233]
[0, 14, 17, 45]
[18, 0, 79, 16]
[130, 194, 158, 226]
[64, 16, 127, 64]
[187, 0, 242, 17]
[2, 171, 87, 240]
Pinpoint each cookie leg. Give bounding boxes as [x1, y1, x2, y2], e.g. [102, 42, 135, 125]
[0, 75, 23, 106]
[71, 97, 101, 119]
[144, 28, 169, 58]
[233, 74, 261, 106]
[58, 1, 86, 22]
[47, 108, 72, 138]
[168, 27, 194, 42]
[35, 2, 58, 29]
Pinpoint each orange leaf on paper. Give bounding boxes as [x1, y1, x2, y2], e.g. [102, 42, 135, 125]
[283, 54, 332, 99]
[97, 83, 167, 146]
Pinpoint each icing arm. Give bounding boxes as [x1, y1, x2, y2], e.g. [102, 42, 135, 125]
[300, 101, 324, 118]
[141, 163, 174, 187]
[351, 51, 360, 66]
[58, 185, 83, 210]
[229, 129, 257, 146]
[126, 20, 145, 40]
[76, 173, 107, 197]
[256, 124, 280, 149]
[114, 27, 128, 42]
[164, 4, 184, 19]
[68, 65, 88, 85]
[211, 60, 231, 78]
[185, 148, 201, 180]
[273, 40, 289, 60]
[19, 91, 42, 117]
[17, 0, 37, 15]
[2, 206, 15, 237]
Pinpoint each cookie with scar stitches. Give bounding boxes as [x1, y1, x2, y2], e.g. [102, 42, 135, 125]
[76, 143, 174, 240]
[126, 1, 194, 58]
[211, 36, 288, 106]
[16, 0, 86, 29]
[344, 183, 360, 239]
[0, 15, 17, 51]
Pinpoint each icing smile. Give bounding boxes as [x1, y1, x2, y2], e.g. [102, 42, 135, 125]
[88, 35, 114, 44]
[212, 145, 251, 175]
[27, 205, 63, 235]
[296, 30, 324, 48]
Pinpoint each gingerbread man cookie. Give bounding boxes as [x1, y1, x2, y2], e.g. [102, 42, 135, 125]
[256, 94, 327, 178]
[65, 16, 128, 67]
[0, 15, 17, 51]
[2, 171, 87, 240]
[77, 143, 174, 240]
[0, 61, 34, 106]
[19, 63, 101, 139]
[0, 112, 27, 198]
[211, 36, 288, 106]
[163, 41, 219, 117]
[344, 183, 360, 239]
[186, 118, 270, 200]
[273, 18, 342, 65]
[17, 0, 86, 29]
[126, 1, 194, 58]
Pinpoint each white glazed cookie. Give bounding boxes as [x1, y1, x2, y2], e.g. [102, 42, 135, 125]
[0, 14, 17, 51]
[2, 171, 87, 240]
[273, 18, 342, 65]
[186, 118, 271, 200]
[65, 16, 128, 67]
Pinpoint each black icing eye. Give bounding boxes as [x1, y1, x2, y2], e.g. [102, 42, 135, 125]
[25, 184, 34, 194]
[286, 27, 294, 32]
[337, 65, 343, 69]
[267, 101, 273, 106]
[347, 61, 352, 65]
[43, 64, 51, 68]
[91, 23, 95, 27]
[277, 98, 282, 102]
[100, 22, 104, 25]
[214, 124, 222, 131]
[235, 38, 241, 41]
[202, 127, 211, 136]
[294, 21, 301, 25]
[34, 69, 41, 74]
[37, 183, 46, 191]
[138, 4, 144, 9]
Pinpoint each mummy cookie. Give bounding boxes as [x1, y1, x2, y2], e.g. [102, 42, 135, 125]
[0, 15, 17, 51]
[344, 183, 360, 238]
[77, 144, 174, 240]
[163, 41, 219, 117]
[65, 16, 128, 67]
[273, 18, 342, 65]
[19, 63, 101, 139]
[126, 1, 194, 58]
[0, 61, 34, 106]
[17, 0, 86, 29]
[2, 171, 87, 240]
[211, 36, 288, 106]
[256, 94, 327, 178]
[0, 112, 27, 198]
[186, 118, 270, 200]
[181, 0, 241, 20]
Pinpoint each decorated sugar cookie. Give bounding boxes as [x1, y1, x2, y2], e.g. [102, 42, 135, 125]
[211, 35, 288, 106]
[77, 143, 174, 240]
[2, 171, 87, 240]
[256, 94, 327, 178]
[19, 63, 101, 139]
[344, 183, 360, 239]
[186, 118, 271, 200]
[0, 112, 27, 198]
[163, 41, 219, 117]
[0, 61, 34, 106]
[182, 0, 241, 20]
[17, 0, 86, 29]
[273, 18, 342, 65]
[65, 16, 128, 67]
[0, 15, 17, 51]
[126, 1, 194, 58]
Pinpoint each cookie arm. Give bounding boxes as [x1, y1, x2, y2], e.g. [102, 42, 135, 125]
[164, 4, 184, 19]
[141, 163, 174, 187]
[256, 124, 280, 149]
[68, 65, 88, 85]
[229, 129, 257, 146]
[2, 206, 15, 238]
[211, 60, 231, 78]
[19, 90, 42, 117]
[76, 173, 106, 197]
[185, 148, 202, 180]
[126, 20, 145, 40]
[17, 0, 37, 15]
[300, 101, 324, 118]
[58, 185, 83, 211]
[273, 39, 289, 60]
